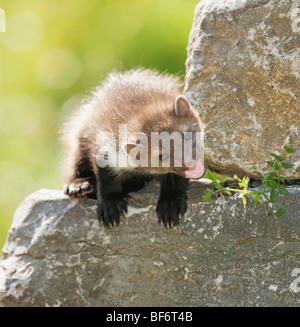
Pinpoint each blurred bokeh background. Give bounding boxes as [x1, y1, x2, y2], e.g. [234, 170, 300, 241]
[0, 0, 198, 250]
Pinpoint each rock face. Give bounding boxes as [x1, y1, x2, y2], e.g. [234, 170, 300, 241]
[1, 183, 300, 307]
[185, 0, 300, 179]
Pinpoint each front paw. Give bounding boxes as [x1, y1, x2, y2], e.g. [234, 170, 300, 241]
[98, 195, 128, 227]
[155, 196, 187, 228]
[64, 178, 95, 198]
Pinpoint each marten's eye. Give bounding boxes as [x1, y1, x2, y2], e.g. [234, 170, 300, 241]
[159, 153, 170, 162]
[184, 132, 192, 141]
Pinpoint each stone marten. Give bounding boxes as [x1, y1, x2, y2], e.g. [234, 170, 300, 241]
[61, 68, 205, 228]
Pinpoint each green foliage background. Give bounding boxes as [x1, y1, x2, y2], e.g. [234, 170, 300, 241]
[0, 0, 198, 250]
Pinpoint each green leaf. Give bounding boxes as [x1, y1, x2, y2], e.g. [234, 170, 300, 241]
[205, 168, 216, 179]
[202, 188, 212, 201]
[276, 175, 285, 183]
[264, 180, 278, 189]
[254, 193, 261, 206]
[275, 207, 285, 217]
[275, 163, 281, 170]
[205, 169, 222, 190]
[284, 146, 295, 153]
[278, 188, 288, 196]
[266, 161, 281, 170]
[262, 171, 278, 184]
[266, 161, 275, 168]
[281, 162, 293, 169]
[242, 196, 246, 208]
[270, 188, 276, 203]
[262, 172, 271, 184]
[203, 169, 229, 183]
[270, 154, 283, 162]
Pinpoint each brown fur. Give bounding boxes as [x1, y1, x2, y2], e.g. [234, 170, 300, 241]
[61, 68, 202, 179]
[61, 68, 204, 227]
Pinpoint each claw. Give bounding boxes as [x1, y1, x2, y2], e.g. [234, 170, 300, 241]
[156, 197, 187, 228]
[97, 195, 129, 227]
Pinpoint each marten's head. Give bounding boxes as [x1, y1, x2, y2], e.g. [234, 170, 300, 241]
[121, 96, 205, 179]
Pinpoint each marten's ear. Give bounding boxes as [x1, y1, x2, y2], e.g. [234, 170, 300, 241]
[175, 96, 191, 117]
[121, 142, 137, 155]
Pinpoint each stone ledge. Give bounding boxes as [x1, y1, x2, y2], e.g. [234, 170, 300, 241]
[0, 183, 299, 307]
